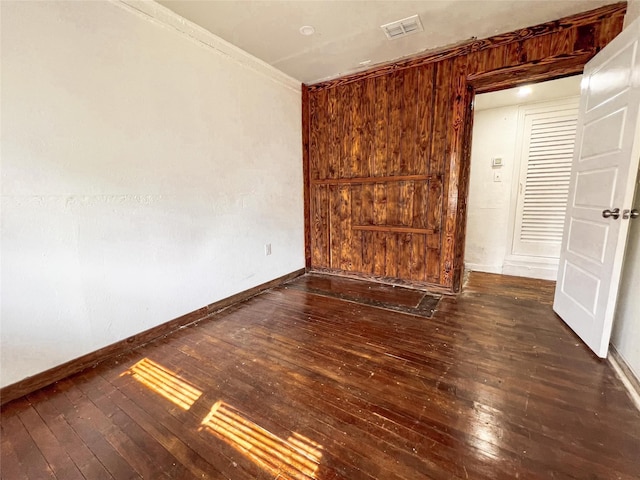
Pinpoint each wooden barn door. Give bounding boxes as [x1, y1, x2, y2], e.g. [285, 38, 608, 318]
[307, 63, 452, 286]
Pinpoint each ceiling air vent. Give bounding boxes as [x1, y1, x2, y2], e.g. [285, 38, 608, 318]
[381, 14, 424, 40]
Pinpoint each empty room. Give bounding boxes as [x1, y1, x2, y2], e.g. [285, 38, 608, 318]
[2, 0, 640, 479]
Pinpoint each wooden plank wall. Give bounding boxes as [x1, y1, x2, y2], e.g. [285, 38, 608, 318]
[303, 2, 625, 292]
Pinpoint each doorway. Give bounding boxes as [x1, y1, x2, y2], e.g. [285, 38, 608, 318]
[464, 75, 582, 280]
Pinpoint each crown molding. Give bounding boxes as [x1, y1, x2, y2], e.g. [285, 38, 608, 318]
[114, 0, 301, 92]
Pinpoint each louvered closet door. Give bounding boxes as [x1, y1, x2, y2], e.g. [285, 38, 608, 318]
[512, 98, 579, 259]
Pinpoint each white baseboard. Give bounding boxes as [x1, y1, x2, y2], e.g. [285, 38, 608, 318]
[466, 256, 559, 280]
[502, 256, 558, 281]
[609, 345, 640, 413]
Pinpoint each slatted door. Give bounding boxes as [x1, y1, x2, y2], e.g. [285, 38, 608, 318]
[512, 98, 579, 259]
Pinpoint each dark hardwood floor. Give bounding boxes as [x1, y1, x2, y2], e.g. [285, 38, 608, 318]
[2, 272, 639, 479]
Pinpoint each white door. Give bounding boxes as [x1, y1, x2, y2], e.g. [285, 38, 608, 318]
[512, 99, 579, 259]
[553, 18, 640, 358]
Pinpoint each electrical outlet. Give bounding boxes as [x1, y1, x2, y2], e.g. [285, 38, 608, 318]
[493, 171, 503, 182]
[265, 244, 272, 256]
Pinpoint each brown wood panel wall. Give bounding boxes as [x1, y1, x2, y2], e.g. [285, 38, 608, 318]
[303, 2, 625, 292]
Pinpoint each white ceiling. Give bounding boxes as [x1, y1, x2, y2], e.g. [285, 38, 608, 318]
[157, 0, 615, 84]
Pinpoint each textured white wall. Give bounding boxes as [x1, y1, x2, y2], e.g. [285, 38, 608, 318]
[0, 0, 303, 387]
[625, 0, 640, 27]
[612, 183, 640, 380]
[610, 6, 640, 386]
[464, 106, 518, 274]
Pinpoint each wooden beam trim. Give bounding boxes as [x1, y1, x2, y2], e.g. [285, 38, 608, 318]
[302, 84, 312, 269]
[311, 174, 433, 185]
[306, 2, 625, 92]
[352, 225, 436, 235]
[466, 1, 625, 53]
[468, 50, 594, 93]
[307, 40, 476, 92]
[0, 268, 306, 406]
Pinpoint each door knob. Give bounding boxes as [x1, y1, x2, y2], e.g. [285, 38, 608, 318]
[622, 208, 639, 219]
[602, 208, 620, 219]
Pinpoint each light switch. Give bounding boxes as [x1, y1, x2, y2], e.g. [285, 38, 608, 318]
[492, 157, 504, 167]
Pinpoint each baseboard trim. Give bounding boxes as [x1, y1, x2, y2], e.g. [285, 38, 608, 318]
[608, 344, 640, 412]
[464, 263, 502, 274]
[0, 268, 305, 406]
[502, 256, 558, 281]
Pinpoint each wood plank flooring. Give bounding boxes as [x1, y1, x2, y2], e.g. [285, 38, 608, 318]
[287, 274, 441, 318]
[2, 272, 639, 479]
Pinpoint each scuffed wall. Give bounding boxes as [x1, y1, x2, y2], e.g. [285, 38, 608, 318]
[1, 0, 303, 387]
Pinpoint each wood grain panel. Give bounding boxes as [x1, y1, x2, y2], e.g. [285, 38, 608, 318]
[453, 82, 475, 291]
[385, 234, 398, 278]
[503, 41, 522, 66]
[329, 184, 341, 269]
[401, 67, 418, 174]
[312, 174, 432, 185]
[410, 233, 427, 282]
[311, 184, 329, 268]
[361, 77, 375, 178]
[440, 55, 469, 287]
[339, 83, 353, 179]
[412, 180, 428, 230]
[550, 27, 578, 56]
[397, 233, 412, 280]
[425, 59, 451, 284]
[311, 88, 326, 180]
[598, 12, 625, 47]
[372, 231, 387, 277]
[352, 225, 434, 235]
[338, 185, 352, 271]
[361, 183, 375, 274]
[326, 87, 338, 179]
[386, 181, 400, 227]
[468, 50, 593, 94]
[416, 64, 435, 176]
[304, 2, 625, 291]
[350, 81, 363, 178]
[372, 185, 388, 276]
[373, 75, 389, 177]
[351, 183, 364, 273]
[388, 71, 403, 176]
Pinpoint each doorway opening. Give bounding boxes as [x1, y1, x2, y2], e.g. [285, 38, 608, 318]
[464, 75, 582, 281]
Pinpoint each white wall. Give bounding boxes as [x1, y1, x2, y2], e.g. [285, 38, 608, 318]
[464, 106, 518, 273]
[610, 0, 640, 382]
[625, 0, 640, 27]
[0, 0, 303, 387]
[466, 89, 580, 280]
[612, 179, 640, 380]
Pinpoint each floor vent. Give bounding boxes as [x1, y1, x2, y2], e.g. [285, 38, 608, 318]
[381, 14, 424, 40]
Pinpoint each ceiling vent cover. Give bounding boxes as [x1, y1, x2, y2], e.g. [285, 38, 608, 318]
[381, 14, 424, 40]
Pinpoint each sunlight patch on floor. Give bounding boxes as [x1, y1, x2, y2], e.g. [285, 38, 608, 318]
[121, 357, 202, 410]
[200, 400, 323, 479]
